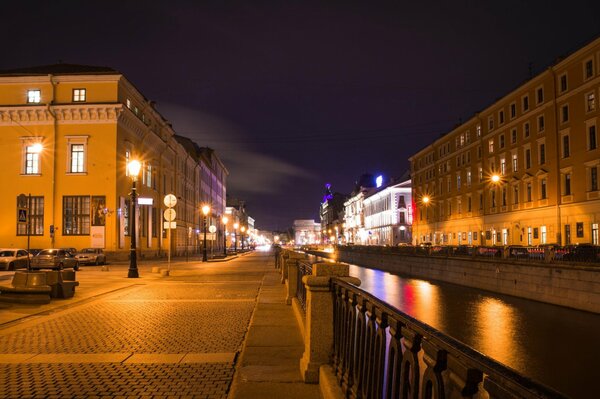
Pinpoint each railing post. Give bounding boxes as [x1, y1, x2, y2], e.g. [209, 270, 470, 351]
[285, 257, 299, 304]
[299, 262, 360, 383]
[280, 250, 290, 283]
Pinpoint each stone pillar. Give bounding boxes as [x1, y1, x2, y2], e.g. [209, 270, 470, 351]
[280, 251, 290, 283]
[285, 258, 298, 305]
[300, 262, 361, 383]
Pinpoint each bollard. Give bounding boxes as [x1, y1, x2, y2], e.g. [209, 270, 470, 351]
[299, 262, 361, 383]
[285, 258, 298, 305]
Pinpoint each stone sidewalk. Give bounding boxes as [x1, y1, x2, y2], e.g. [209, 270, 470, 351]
[0, 251, 322, 399]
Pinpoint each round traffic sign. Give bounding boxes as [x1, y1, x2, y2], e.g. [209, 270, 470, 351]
[163, 208, 176, 222]
[209, 225, 217, 233]
[164, 194, 177, 208]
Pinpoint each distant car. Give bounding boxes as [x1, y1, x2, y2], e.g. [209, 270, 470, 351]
[563, 244, 599, 262]
[75, 248, 106, 265]
[0, 248, 30, 271]
[31, 249, 79, 270]
[507, 245, 529, 259]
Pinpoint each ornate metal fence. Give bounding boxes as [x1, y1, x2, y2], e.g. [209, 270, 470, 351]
[331, 278, 567, 399]
[296, 259, 313, 312]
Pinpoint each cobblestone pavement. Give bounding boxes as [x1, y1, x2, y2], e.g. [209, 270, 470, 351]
[0, 253, 271, 399]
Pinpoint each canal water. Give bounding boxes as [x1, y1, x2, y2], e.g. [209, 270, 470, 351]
[345, 264, 600, 398]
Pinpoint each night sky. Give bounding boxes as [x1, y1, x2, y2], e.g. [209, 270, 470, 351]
[2, 1, 600, 230]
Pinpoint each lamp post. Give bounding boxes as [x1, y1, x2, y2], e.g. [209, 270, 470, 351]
[127, 160, 141, 278]
[233, 222, 239, 252]
[222, 216, 229, 256]
[202, 204, 211, 262]
[241, 226, 246, 250]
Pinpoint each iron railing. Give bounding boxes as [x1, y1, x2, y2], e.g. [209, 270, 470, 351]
[296, 259, 313, 312]
[336, 244, 600, 265]
[331, 278, 567, 399]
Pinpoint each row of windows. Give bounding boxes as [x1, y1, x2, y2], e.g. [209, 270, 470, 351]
[26, 89, 86, 104]
[16, 195, 162, 237]
[415, 59, 598, 170]
[421, 165, 600, 215]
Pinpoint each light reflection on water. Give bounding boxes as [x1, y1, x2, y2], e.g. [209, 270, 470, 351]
[347, 264, 600, 399]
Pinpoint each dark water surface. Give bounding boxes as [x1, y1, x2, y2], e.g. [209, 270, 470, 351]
[345, 264, 599, 398]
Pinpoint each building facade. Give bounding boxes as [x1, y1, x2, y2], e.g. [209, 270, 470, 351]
[363, 179, 413, 245]
[293, 219, 321, 245]
[0, 64, 227, 258]
[410, 37, 600, 247]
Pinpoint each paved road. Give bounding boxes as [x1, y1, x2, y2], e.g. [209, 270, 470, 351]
[0, 251, 317, 399]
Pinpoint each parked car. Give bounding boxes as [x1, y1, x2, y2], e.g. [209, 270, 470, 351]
[507, 245, 530, 259]
[60, 247, 78, 255]
[75, 248, 106, 265]
[31, 249, 79, 270]
[563, 244, 600, 262]
[0, 248, 30, 270]
[27, 248, 43, 257]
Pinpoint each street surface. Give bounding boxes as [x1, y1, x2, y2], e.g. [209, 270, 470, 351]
[0, 251, 317, 399]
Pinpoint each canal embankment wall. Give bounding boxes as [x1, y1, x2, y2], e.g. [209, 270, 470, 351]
[315, 247, 600, 314]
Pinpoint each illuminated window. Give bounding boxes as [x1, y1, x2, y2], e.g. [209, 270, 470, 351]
[476, 124, 481, 137]
[500, 159, 506, 175]
[586, 92, 596, 112]
[512, 154, 518, 172]
[73, 88, 86, 102]
[466, 171, 471, 186]
[67, 136, 88, 173]
[125, 150, 130, 176]
[126, 99, 131, 109]
[541, 226, 547, 244]
[488, 139, 494, 153]
[70, 144, 85, 172]
[24, 145, 41, 174]
[27, 89, 41, 103]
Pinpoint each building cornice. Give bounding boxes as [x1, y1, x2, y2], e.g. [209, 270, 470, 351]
[0, 103, 123, 125]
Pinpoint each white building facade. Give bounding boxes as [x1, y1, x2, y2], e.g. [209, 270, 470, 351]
[363, 179, 413, 245]
[293, 219, 321, 245]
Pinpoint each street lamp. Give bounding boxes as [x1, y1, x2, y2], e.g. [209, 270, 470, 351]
[233, 222, 239, 252]
[127, 159, 141, 278]
[202, 204, 211, 262]
[222, 216, 229, 256]
[241, 226, 246, 250]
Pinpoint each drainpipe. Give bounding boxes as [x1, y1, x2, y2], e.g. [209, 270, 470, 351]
[47, 75, 58, 248]
[550, 67, 562, 246]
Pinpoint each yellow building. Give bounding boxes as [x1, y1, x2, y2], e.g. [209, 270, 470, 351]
[410, 37, 600, 247]
[0, 64, 227, 258]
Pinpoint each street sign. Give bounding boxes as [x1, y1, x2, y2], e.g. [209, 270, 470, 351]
[17, 208, 28, 223]
[164, 208, 176, 222]
[164, 194, 177, 208]
[209, 225, 217, 233]
[163, 221, 176, 229]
